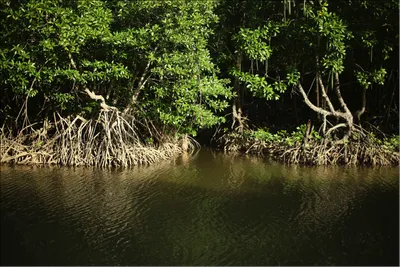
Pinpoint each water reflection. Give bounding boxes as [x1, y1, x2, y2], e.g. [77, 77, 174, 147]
[1, 150, 398, 265]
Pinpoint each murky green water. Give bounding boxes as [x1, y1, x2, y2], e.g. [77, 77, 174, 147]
[1, 150, 399, 265]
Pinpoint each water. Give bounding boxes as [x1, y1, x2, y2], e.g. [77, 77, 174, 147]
[1, 150, 399, 265]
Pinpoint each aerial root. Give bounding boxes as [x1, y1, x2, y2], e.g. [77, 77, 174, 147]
[218, 131, 399, 166]
[1, 111, 192, 167]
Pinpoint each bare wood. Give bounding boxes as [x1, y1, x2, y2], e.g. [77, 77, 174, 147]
[325, 123, 347, 137]
[232, 52, 244, 132]
[322, 114, 327, 136]
[1, 152, 29, 163]
[68, 53, 77, 69]
[83, 88, 117, 111]
[302, 119, 312, 147]
[355, 85, 367, 122]
[317, 76, 336, 113]
[333, 72, 354, 139]
[68, 53, 117, 111]
[132, 59, 152, 103]
[297, 83, 331, 117]
[316, 72, 320, 112]
[334, 72, 352, 116]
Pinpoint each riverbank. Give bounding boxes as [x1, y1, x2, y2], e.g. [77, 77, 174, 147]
[1, 114, 398, 167]
[0, 111, 196, 167]
[217, 126, 399, 166]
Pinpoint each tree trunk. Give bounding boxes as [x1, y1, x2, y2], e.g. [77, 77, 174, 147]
[384, 78, 397, 130]
[355, 85, 367, 124]
[297, 73, 354, 144]
[334, 72, 353, 139]
[302, 119, 312, 148]
[181, 134, 189, 152]
[316, 72, 320, 120]
[232, 53, 244, 133]
[315, 35, 321, 121]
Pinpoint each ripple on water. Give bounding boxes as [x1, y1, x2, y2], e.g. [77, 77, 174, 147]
[0, 159, 399, 266]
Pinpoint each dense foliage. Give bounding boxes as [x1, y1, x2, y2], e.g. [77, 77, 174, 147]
[0, 0, 398, 166]
[1, 0, 232, 136]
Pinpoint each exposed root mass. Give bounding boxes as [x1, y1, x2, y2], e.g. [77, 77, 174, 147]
[1, 111, 187, 167]
[219, 130, 399, 166]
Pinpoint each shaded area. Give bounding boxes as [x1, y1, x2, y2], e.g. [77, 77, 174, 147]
[0, 150, 399, 265]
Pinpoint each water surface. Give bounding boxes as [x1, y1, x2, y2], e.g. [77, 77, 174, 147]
[1, 150, 399, 265]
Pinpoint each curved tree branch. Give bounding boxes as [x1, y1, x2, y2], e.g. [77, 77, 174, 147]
[334, 72, 352, 116]
[325, 123, 347, 137]
[317, 75, 336, 114]
[83, 88, 117, 111]
[333, 72, 354, 140]
[297, 83, 332, 117]
[68, 53, 117, 111]
[355, 85, 367, 122]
